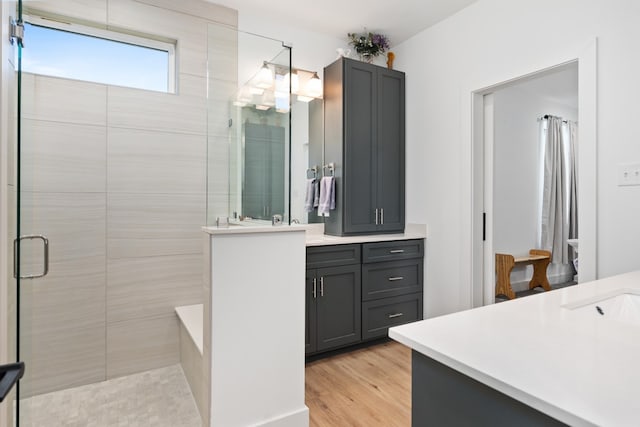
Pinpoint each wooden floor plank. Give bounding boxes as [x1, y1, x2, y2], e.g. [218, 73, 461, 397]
[305, 341, 411, 427]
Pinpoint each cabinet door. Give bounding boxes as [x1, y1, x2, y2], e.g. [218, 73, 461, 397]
[376, 68, 405, 232]
[305, 269, 317, 355]
[316, 264, 362, 351]
[344, 60, 377, 234]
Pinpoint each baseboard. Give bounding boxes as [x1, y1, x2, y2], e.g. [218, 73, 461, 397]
[253, 406, 309, 427]
[511, 272, 574, 292]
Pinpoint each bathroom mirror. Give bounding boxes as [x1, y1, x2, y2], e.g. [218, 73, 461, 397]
[228, 97, 323, 224]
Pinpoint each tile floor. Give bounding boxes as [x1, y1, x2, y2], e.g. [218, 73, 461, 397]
[18, 364, 201, 427]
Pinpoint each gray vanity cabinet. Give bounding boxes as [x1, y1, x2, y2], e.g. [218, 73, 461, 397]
[305, 269, 317, 354]
[361, 239, 424, 340]
[306, 239, 423, 356]
[306, 245, 362, 355]
[323, 57, 405, 236]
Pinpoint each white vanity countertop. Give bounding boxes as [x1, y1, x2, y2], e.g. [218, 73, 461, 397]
[389, 270, 640, 426]
[202, 223, 311, 235]
[203, 222, 427, 244]
[305, 223, 427, 246]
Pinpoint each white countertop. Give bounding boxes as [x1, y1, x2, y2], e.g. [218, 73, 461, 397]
[389, 270, 640, 427]
[305, 223, 426, 246]
[203, 222, 427, 245]
[202, 223, 311, 235]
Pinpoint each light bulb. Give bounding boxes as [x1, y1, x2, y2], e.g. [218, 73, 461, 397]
[255, 61, 274, 89]
[306, 72, 322, 98]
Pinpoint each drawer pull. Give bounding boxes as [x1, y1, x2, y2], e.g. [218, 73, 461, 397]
[389, 249, 405, 254]
[388, 313, 404, 319]
[388, 276, 404, 281]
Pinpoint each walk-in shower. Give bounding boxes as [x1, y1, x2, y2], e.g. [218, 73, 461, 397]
[8, 1, 294, 425]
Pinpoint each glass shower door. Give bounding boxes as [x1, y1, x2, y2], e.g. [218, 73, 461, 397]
[14, 1, 105, 424]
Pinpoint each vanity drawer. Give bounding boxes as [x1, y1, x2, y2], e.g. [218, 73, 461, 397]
[362, 259, 423, 301]
[362, 239, 424, 263]
[306, 244, 361, 268]
[362, 293, 423, 340]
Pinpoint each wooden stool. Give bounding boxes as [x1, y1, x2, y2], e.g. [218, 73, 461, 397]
[495, 249, 552, 300]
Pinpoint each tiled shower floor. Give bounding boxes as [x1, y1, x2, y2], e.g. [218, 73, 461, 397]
[18, 364, 201, 427]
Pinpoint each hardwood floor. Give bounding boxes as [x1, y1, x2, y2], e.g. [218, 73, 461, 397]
[305, 340, 411, 427]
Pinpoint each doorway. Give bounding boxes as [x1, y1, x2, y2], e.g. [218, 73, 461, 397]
[471, 42, 598, 307]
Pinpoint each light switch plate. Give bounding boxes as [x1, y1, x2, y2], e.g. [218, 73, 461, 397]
[618, 163, 640, 186]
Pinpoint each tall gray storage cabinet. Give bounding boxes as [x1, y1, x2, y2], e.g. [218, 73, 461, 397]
[323, 57, 405, 236]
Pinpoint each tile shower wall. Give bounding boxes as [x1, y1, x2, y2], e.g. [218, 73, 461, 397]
[20, 0, 237, 396]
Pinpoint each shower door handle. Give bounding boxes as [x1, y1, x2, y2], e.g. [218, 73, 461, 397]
[14, 235, 50, 279]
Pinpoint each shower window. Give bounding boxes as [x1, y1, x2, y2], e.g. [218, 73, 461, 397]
[22, 15, 176, 93]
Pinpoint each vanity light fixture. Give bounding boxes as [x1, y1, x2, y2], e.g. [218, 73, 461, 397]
[284, 70, 299, 93]
[306, 72, 322, 98]
[255, 61, 274, 89]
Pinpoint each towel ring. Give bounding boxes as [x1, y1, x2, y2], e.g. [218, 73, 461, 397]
[306, 166, 319, 179]
[323, 163, 335, 177]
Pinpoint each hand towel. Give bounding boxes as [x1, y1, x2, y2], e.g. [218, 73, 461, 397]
[304, 178, 318, 213]
[318, 176, 335, 217]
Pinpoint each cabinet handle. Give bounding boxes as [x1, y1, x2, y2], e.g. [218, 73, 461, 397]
[389, 249, 405, 254]
[312, 277, 317, 299]
[381, 208, 384, 225]
[388, 313, 404, 319]
[320, 276, 324, 297]
[375, 208, 379, 225]
[388, 276, 404, 281]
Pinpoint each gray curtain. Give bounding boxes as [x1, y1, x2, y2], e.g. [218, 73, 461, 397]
[567, 121, 578, 262]
[540, 116, 568, 264]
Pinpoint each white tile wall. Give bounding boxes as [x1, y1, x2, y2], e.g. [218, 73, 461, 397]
[27, 0, 108, 24]
[21, 119, 107, 193]
[107, 127, 206, 194]
[19, 192, 106, 265]
[106, 254, 203, 323]
[136, 0, 237, 25]
[106, 315, 180, 379]
[207, 135, 231, 221]
[107, 193, 205, 258]
[19, 192, 106, 396]
[21, 73, 107, 126]
[207, 79, 237, 138]
[207, 24, 239, 83]
[107, 74, 207, 135]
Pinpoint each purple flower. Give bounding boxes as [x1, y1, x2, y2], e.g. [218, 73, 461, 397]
[348, 31, 391, 57]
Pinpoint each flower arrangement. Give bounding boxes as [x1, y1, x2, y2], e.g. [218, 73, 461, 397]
[347, 30, 390, 62]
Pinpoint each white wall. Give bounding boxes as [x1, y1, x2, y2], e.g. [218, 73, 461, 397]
[208, 230, 307, 427]
[395, 0, 640, 317]
[493, 75, 578, 288]
[237, 13, 345, 77]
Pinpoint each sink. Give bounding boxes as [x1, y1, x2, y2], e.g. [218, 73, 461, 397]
[567, 289, 640, 327]
[567, 238, 579, 253]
